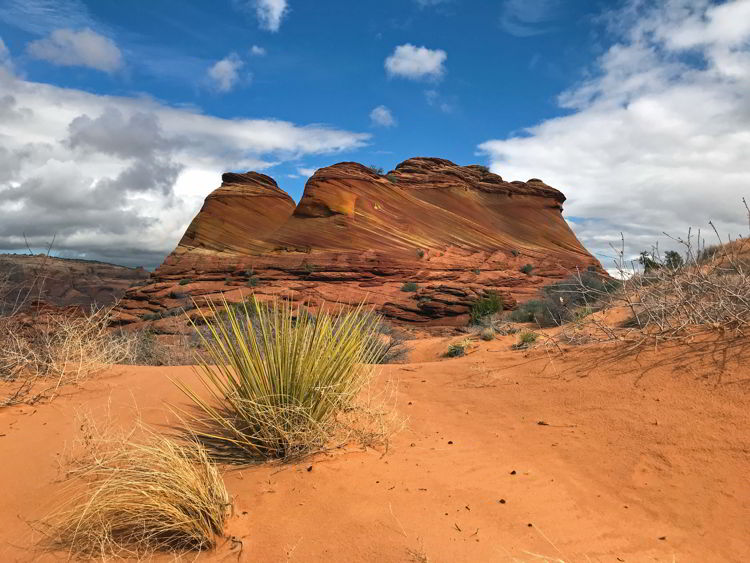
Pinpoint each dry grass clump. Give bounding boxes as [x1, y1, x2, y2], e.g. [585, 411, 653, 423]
[120, 329, 197, 366]
[479, 327, 495, 341]
[445, 338, 471, 357]
[0, 307, 134, 406]
[176, 298, 387, 463]
[46, 425, 229, 558]
[512, 331, 539, 350]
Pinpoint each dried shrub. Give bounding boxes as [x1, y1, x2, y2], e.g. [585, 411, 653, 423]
[0, 307, 134, 406]
[45, 426, 229, 558]
[445, 338, 471, 358]
[479, 328, 495, 341]
[370, 319, 412, 364]
[119, 330, 196, 366]
[555, 205, 750, 346]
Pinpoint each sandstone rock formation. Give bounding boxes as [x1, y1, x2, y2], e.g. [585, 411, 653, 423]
[115, 157, 603, 330]
[0, 254, 149, 313]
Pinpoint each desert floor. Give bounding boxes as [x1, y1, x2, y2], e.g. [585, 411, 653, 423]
[1, 331, 749, 562]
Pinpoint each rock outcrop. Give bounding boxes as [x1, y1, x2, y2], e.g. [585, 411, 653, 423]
[114, 157, 603, 330]
[0, 254, 149, 313]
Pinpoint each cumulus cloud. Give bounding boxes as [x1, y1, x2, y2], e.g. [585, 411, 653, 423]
[253, 0, 289, 32]
[0, 70, 369, 267]
[480, 0, 750, 266]
[500, 0, 560, 37]
[207, 52, 244, 92]
[250, 45, 266, 56]
[370, 105, 397, 127]
[385, 44, 446, 81]
[26, 27, 122, 72]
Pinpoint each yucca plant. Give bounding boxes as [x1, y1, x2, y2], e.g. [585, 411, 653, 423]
[176, 298, 385, 463]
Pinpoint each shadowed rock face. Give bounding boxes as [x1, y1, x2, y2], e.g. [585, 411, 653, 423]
[114, 157, 603, 330]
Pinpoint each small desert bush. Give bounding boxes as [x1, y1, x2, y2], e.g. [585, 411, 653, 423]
[370, 319, 412, 364]
[513, 331, 538, 349]
[508, 299, 545, 323]
[401, 281, 419, 292]
[469, 292, 503, 324]
[247, 276, 260, 287]
[445, 339, 471, 358]
[120, 330, 196, 366]
[416, 248, 425, 259]
[520, 264, 534, 275]
[46, 429, 228, 557]
[176, 298, 385, 462]
[507, 271, 619, 328]
[479, 328, 495, 341]
[178, 278, 192, 286]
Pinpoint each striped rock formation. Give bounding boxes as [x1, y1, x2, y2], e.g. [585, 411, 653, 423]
[114, 157, 602, 330]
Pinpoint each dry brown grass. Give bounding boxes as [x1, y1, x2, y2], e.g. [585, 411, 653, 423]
[44, 422, 230, 558]
[0, 307, 135, 406]
[554, 215, 750, 348]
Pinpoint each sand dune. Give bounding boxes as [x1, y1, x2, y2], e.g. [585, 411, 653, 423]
[1, 331, 748, 562]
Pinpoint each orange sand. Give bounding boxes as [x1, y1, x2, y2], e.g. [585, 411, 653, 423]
[1, 332, 749, 561]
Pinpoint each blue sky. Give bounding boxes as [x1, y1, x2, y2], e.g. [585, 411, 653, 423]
[1, 0, 749, 268]
[0, 0, 607, 199]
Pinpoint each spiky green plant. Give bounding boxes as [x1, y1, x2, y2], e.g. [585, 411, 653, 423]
[176, 298, 385, 463]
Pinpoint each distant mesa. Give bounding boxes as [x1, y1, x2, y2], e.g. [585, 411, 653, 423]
[114, 157, 603, 329]
[0, 254, 149, 313]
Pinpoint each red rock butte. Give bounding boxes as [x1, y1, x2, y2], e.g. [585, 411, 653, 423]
[115, 157, 603, 329]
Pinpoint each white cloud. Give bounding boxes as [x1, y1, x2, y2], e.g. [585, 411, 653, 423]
[208, 52, 244, 92]
[0, 69, 369, 267]
[385, 44, 446, 81]
[500, 0, 560, 37]
[370, 105, 397, 127]
[0, 0, 96, 36]
[298, 167, 317, 177]
[0, 37, 12, 71]
[480, 0, 750, 267]
[26, 27, 122, 72]
[250, 45, 266, 56]
[425, 89, 454, 113]
[254, 0, 289, 32]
